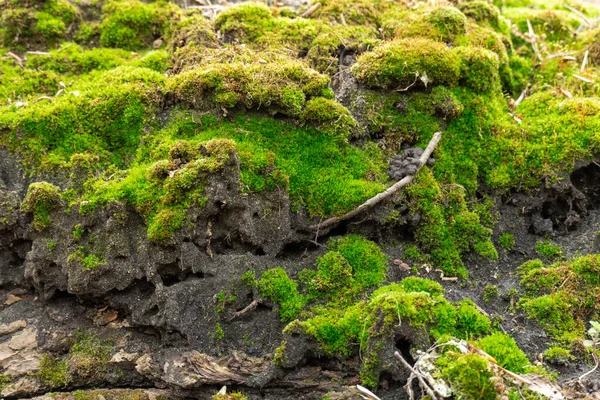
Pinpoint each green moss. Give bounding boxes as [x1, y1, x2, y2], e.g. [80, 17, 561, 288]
[20, 182, 61, 231]
[167, 48, 330, 117]
[258, 268, 306, 322]
[214, 323, 224, 340]
[0, 0, 78, 47]
[518, 255, 600, 346]
[68, 247, 106, 270]
[214, 2, 275, 42]
[458, 1, 503, 30]
[27, 44, 134, 75]
[503, 8, 580, 44]
[0, 374, 11, 392]
[37, 355, 71, 388]
[483, 284, 498, 303]
[329, 235, 389, 290]
[437, 353, 496, 400]
[99, 0, 181, 50]
[535, 240, 563, 259]
[384, 5, 468, 43]
[300, 97, 357, 140]
[47, 241, 57, 251]
[73, 224, 84, 240]
[167, 13, 218, 52]
[477, 332, 529, 372]
[67, 330, 112, 381]
[0, 66, 165, 170]
[406, 168, 496, 276]
[273, 341, 287, 367]
[499, 232, 516, 249]
[353, 38, 461, 89]
[455, 46, 500, 92]
[543, 345, 575, 364]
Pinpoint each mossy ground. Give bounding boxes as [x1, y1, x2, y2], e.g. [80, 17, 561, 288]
[4, 0, 600, 393]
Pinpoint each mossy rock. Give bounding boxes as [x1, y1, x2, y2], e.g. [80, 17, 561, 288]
[21, 182, 61, 231]
[383, 5, 467, 43]
[352, 38, 461, 90]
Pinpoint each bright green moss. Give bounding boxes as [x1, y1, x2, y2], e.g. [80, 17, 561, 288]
[21, 182, 61, 231]
[310, 251, 354, 297]
[99, 0, 181, 50]
[167, 49, 330, 117]
[330, 235, 389, 290]
[437, 353, 496, 400]
[214, 323, 224, 340]
[301, 97, 357, 140]
[0, 66, 165, 170]
[258, 268, 306, 322]
[37, 355, 71, 388]
[455, 46, 500, 92]
[310, 0, 386, 27]
[406, 168, 496, 276]
[477, 332, 529, 372]
[535, 240, 563, 259]
[68, 247, 107, 270]
[353, 38, 461, 89]
[518, 255, 600, 346]
[73, 224, 84, 241]
[499, 232, 516, 249]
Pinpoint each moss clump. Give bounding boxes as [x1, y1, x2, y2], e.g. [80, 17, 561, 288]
[0, 0, 79, 47]
[167, 48, 330, 117]
[437, 353, 496, 400]
[483, 284, 498, 303]
[535, 240, 562, 259]
[67, 330, 112, 381]
[300, 97, 357, 140]
[99, 0, 181, 50]
[353, 38, 461, 89]
[543, 346, 575, 364]
[518, 255, 600, 346]
[384, 5, 468, 43]
[499, 232, 516, 249]
[167, 13, 219, 52]
[477, 332, 530, 372]
[258, 268, 306, 322]
[406, 168, 497, 277]
[458, 1, 503, 30]
[214, 2, 275, 43]
[37, 355, 71, 388]
[21, 182, 61, 231]
[455, 46, 500, 92]
[68, 247, 106, 270]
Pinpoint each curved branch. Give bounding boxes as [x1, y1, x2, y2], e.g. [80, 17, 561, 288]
[309, 131, 443, 232]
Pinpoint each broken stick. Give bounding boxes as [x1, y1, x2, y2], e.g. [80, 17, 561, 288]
[309, 131, 443, 232]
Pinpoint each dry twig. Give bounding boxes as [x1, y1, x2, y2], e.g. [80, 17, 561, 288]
[301, 2, 321, 18]
[229, 299, 263, 321]
[309, 131, 443, 231]
[395, 351, 438, 400]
